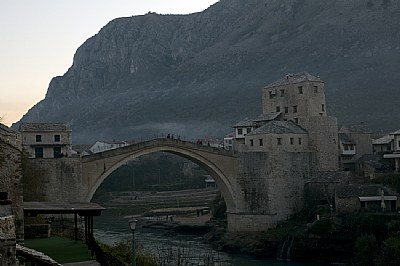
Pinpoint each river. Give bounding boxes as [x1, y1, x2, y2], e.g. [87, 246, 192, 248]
[93, 212, 321, 266]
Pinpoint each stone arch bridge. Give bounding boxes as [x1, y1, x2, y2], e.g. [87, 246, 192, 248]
[37, 138, 306, 231]
[81, 138, 237, 215]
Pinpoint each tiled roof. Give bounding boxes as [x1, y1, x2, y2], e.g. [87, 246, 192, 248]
[264, 72, 322, 88]
[390, 129, 400, 135]
[339, 133, 355, 145]
[19, 123, 71, 132]
[372, 135, 394, 145]
[0, 123, 16, 134]
[247, 121, 307, 135]
[336, 184, 398, 198]
[340, 124, 372, 134]
[233, 112, 281, 127]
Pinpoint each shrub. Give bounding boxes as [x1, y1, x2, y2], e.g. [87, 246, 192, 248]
[380, 236, 400, 266]
[354, 234, 377, 266]
[309, 219, 332, 235]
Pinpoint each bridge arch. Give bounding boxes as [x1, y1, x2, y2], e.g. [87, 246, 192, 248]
[81, 139, 237, 213]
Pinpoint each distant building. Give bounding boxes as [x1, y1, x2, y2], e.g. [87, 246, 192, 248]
[335, 184, 398, 213]
[223, 132, 235, 151]
[383, 129, 400, 172]
[373, 134, 394, 154]
[204, 175, 217, 188]
[89, 140, 128, 153]
[19, 123, 72, 158]
[338, 124, 373, 171]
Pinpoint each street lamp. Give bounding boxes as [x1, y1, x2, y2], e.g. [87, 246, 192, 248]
[129, 219, 138, 266]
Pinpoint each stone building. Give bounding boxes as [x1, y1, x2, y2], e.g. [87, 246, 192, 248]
[19, 123, 72, 158]
[230, 72, 339, 226]
[261, 72, 338, 171]
[0, 123, 23, 265]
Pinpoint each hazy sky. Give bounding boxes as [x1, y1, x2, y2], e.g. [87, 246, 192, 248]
[0, 0, 218, 126]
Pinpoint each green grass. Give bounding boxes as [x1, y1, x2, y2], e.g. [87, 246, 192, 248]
[24, 237, 92, 263]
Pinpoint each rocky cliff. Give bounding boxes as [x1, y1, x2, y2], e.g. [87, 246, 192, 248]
[16, 0, 400, 143]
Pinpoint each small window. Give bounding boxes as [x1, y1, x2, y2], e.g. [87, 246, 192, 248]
[398, 140, 400, 148]
[284, 107, 288, 113]
[250, 139, 254, 146]
[277, 138, 282, 145]
[238, 128, 243, 135]
[246, 128, 252, 134]
[290, 138, 294, 145]
[280, 89, 285, 97]
[298, 138, 302, 145]
[322, 104, 325, 112]
[298, 86, 303, 94]
[35, 147, 43, 158]
[269, 91, 274, 99]
[314, 86, 318, 93]
[36, 135, 42, 142]
[276, 106, 281, 112]
[54, 135, 61, 142]
[259, 139, 263, 146]
[293, 105, 298, 113]
[294, 118, 299, 124]
[53, 147, 62, 158]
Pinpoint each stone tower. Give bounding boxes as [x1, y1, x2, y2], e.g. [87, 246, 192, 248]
[262, 72, 338, 171]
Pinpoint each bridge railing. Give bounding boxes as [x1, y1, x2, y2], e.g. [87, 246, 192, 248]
[82, 138, 234, 161]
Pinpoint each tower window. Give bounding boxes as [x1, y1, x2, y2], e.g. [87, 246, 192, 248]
[238, 128, 243, 135]
[277, 138, 282, 145]
[293, 105, 298, 113]
[276, 106, 281, 112]
[284, 107, 288, 113]
[259, 139, 264, 146]
[35, 135, 42, 142]
[299, 138, 302, 145]
[290, 138, 294, 145]
[314, 86, 318, 93]
[250, 139, 254, 146]
[294, 118, 299, 124]
[322, 104, 325, 112]
[280, 89, 285, 97]
[54, 134, 61, 142]
[298, 86, 303, 94]
[269, 91, 274, 99]
[246, 128, 252, 134]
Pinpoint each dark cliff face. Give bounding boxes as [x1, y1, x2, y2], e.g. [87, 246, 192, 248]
[16, 0, 400, 143]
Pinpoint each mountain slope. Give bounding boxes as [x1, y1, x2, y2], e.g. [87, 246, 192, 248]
[16, 0, 400, 142]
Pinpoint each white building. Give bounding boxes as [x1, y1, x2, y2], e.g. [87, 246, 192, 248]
[384, 129, 400, 172]
[89, 140, 128, 153]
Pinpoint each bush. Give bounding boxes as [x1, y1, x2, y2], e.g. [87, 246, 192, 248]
[354, 234, 377, 265]
[309, 219, 332, 235]
[380, 236, 400, 266]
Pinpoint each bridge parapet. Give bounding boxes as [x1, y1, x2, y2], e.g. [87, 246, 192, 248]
[82, 138, 234, 162]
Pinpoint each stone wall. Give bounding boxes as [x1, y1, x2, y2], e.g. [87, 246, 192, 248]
[0, 214, 16, 265]
[305, 116, 339, 171]
[231, 150, 312, 230]
[29, 157, 84, 202]
[0, 139, 24, 242]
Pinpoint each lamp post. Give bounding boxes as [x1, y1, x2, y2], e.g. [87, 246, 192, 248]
[129, 219, 138, 266]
